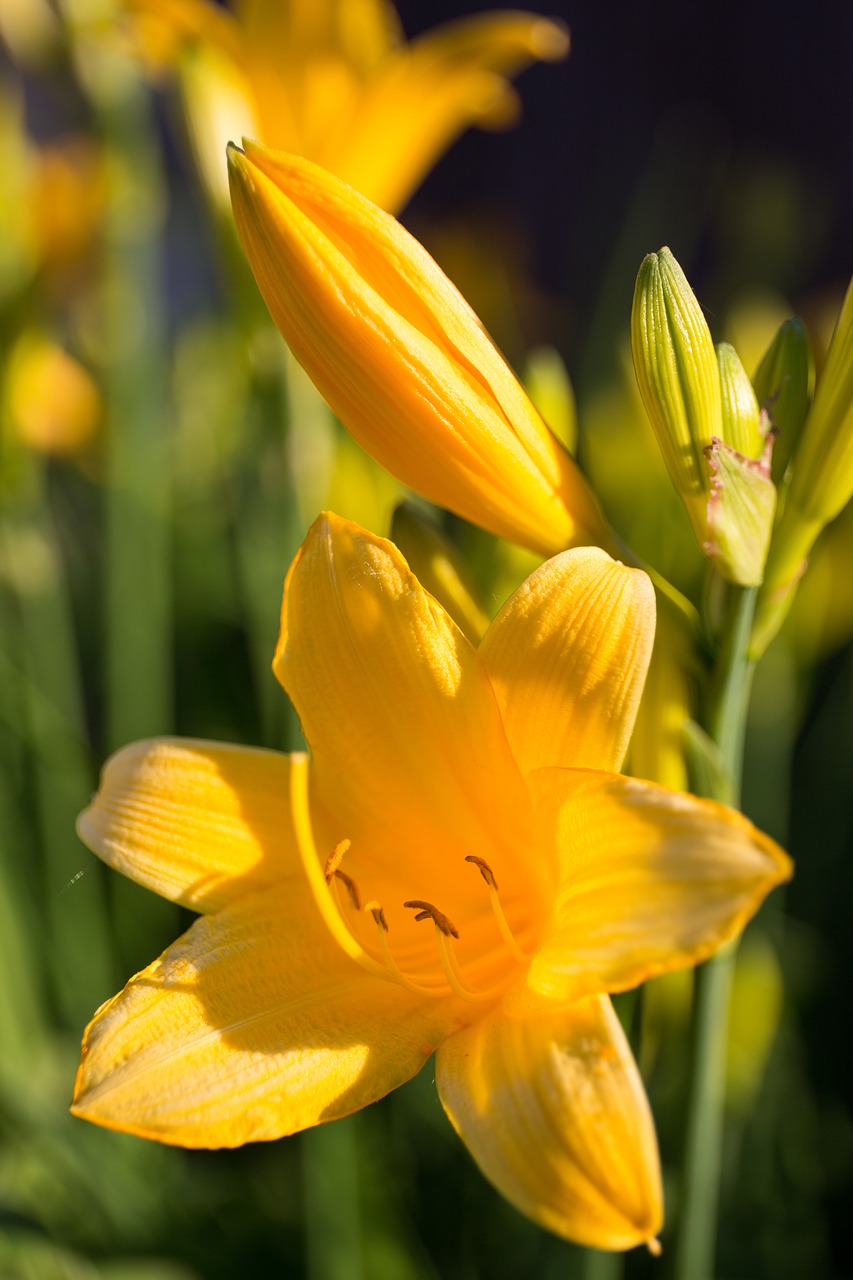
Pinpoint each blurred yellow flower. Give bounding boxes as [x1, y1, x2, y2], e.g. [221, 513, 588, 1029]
[123, 0, 569, 211]
[229, 144, 608, 556]
[0, 89, 106, 299]
[4, 331, 101, 456]
[72, 513, 789, 1250]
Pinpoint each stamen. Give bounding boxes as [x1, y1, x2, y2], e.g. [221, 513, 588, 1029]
[404, 899, 502, 1005]
[364, 900, 441, 997]
[288, 755, 388, 981]
[402, 899, 459, 938]
[324, 838, 351, 882]
[364, 899, 388, 932]
[464, 855, 531, 965]
[332, 869, 361, 911]
[436, 931, 505, 1004]
[647, 1238, 663, 1258]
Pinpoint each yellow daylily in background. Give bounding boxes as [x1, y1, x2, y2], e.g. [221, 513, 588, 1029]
[124, 0, 569, 211]
[229, 144, 608, 557]
[72, 513, 789, 1251]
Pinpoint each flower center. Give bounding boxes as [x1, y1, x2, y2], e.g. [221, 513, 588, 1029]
[290, 754, 532, 1004]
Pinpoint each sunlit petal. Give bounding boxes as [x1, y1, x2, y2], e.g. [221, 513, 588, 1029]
[77, 739, 300, 912]
[73, 882, 459, 1147]
[436, 992, 662, 1250]
[524, 768, 792, 1004]
[481, 548, 655, 774]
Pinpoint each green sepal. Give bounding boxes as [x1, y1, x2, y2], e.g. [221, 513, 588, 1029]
[704, 437, 776, 586]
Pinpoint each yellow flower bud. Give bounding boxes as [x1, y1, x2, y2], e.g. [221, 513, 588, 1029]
[229, 142, 608, 557]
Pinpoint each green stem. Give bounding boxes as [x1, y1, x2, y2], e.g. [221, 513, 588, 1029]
[671, 584, 757, 1280]
[83, 52, 178, 969]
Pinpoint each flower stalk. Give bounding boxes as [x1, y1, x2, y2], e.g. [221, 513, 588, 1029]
[673, 584, 758, 1280]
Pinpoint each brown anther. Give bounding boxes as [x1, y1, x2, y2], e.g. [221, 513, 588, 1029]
[324, 838, 351, 883]
[403, 899, 459, 939]
[464, 854, 498, 890]
[363, 899, 389, 932]
[333, 869, 361, 911]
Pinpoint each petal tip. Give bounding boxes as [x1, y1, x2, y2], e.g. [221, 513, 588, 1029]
[530, 18, 570, 60]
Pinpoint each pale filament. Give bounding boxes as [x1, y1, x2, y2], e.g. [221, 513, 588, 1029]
[363, 900, 443, 997]
[465, 855, 532, 965]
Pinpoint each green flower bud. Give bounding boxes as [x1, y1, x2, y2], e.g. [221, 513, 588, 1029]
[631, 247, 721, 546]
[632, 249, 775, 586]
[752, 274, 853, 656]
[752, 317, 812, 483]
[717, 342, 764, 459]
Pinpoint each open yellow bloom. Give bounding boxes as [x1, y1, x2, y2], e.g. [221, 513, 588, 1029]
[124, 0, 568, 211]
[229, 144, 608, 556]
[72, 513, 789, 1250]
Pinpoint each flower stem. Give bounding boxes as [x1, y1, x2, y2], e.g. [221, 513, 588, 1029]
[672, 584, 757, 1280]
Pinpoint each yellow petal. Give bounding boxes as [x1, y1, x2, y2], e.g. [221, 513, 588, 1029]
[72, 882, 458, 1147]
[274, 513, 540, 915]
[328, 14, 569, 213]
[480, 548, 655, 774]
[436, 992, 662, 1251]
[228, 143, 607, 557]
[524, 769, 792, 1004]
[77, 739, 302, 912]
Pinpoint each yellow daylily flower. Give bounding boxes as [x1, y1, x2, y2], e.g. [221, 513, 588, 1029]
[72, 513, 789, 1251]
[123, 0, 569, 211]
[228, 144, 609, 557]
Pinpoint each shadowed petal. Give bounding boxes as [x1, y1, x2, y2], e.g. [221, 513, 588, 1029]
[436, 992, 662, 1250]
[72, 882, 460, 1147]
[481, 548, 655, 774]
[77, 739, 303, 912]
[523, 768, 792, 1004]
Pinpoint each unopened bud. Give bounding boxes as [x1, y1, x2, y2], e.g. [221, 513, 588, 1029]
[751, 316, 812, 483]
[229, 143, 609, 557]
[716, 343, 764, 460]
[631, 248, 721, 545]
[752, 274, 853, 655]
[632, 250, 775, 586]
